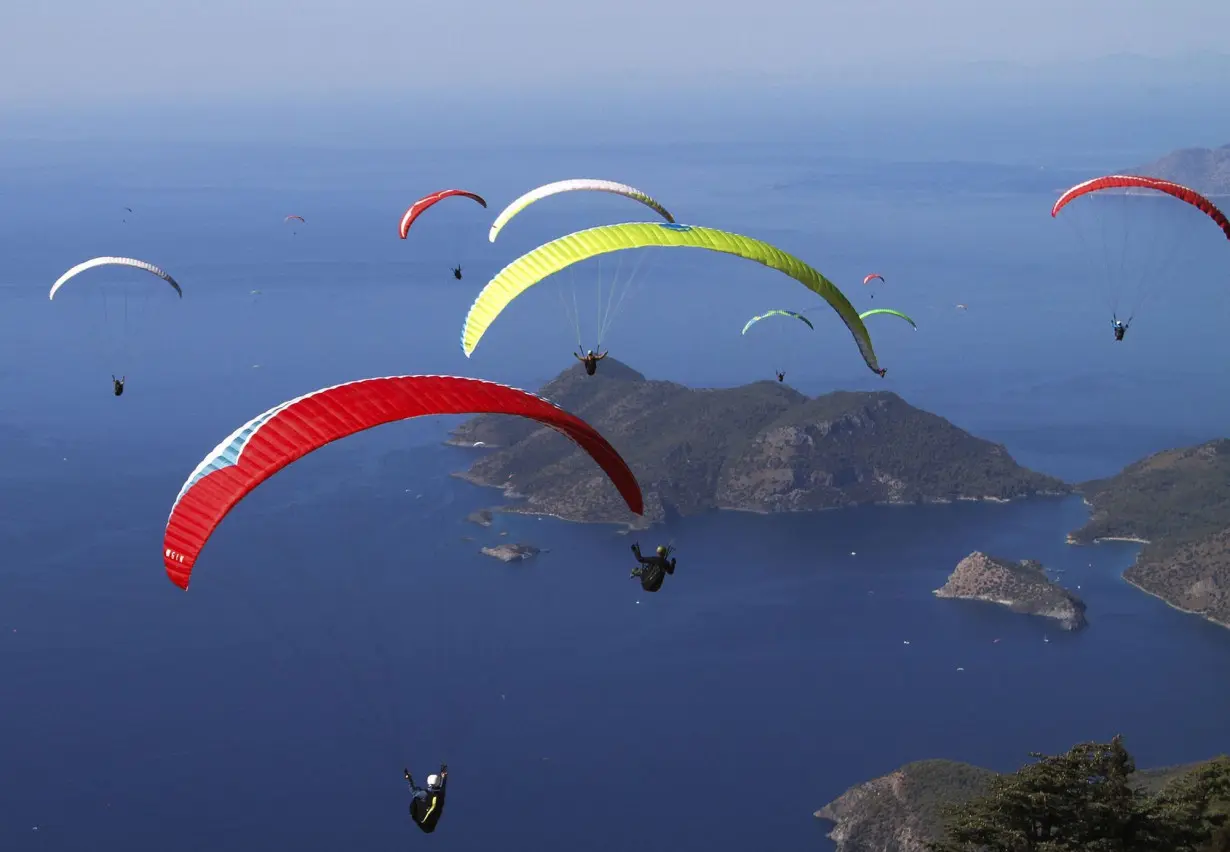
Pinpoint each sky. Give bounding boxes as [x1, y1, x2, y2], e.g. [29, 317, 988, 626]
[3, 0, 1230, 105]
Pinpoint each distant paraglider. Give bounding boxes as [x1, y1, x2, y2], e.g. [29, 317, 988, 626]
[284, 214, 305, 236]
[741, 310, 816, 383]
[49, 257, 182, 392]
[399, 190, 487, 281]
[863, 273, 885, 299]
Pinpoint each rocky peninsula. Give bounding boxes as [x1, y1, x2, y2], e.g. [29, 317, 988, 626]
[1069, 439, 1230, 630]
[815, 753, 1228, 852]
[934, 551, 1087, 630]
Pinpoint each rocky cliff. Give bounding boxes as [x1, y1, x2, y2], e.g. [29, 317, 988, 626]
[934, 551, 1087, 630]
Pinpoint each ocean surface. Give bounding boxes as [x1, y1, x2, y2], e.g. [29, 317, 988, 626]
[2, 129, 1230, 851]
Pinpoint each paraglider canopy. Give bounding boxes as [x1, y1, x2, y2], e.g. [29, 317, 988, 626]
[461, 222, 881, 375]
[859, 308, 917, 330]
[49, 257, 183, 300]
[1051, 173, 1230, 326]
[1051, 175, 1230, 239]
[488, 179, 675, 243]
[400, 190, 487, 240]
[741, 310, 815, 335]
[163, 375, 644, 589]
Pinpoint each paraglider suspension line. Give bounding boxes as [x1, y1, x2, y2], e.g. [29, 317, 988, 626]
[554, 273, 585, 349]
[596, 247, 652, 347]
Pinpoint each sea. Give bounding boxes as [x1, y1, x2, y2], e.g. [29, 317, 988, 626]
[2, 110, 1230, 851]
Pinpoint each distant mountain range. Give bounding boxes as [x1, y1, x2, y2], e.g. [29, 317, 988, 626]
[771, 142, 1230, 199]
[1128, 143, 1230, 196]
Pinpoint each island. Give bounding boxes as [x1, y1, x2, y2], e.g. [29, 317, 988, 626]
[466, 509, 494, 527]
[815, 750, 1229, 852]
[1127, 142, 1230, 196]
[480, 543, 541, 563]
[448, 359, 1070, 526]
[1069, 439, 1230, 630]
[933, 551, 1087, 631]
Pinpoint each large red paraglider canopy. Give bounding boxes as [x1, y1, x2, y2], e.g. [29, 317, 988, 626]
[1051, 174, 1230, 240]
[163, 375, 643, 589]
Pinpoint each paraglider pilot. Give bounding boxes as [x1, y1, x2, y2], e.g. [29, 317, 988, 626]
[576, 349, 608, 376]
[775, 371, 785, 383]
[404, 764, 448, 833]
[112, 375, 125, 397]
[1112, 317, 1128, 341]
[452, 265, 463, 280]
[631, 543, 675, 593]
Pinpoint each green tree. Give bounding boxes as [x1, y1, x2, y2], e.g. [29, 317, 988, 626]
[926, 737, 1227, 852]
[1155, 758, 1230, 851]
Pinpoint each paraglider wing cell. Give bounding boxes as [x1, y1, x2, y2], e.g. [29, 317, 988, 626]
[49, 257, 183, 300]
[488, 179, 675, 242]
[399, 190, 488, 240]
[1051, 174, 1230, 240]
[462, 222, 881, 374]
[163, 376, 643, 589]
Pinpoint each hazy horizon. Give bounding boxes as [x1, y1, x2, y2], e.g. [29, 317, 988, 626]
[5, 0, 1230, 103]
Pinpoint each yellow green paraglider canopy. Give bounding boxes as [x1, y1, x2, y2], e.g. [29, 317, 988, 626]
[859, 308, 917, 330]
[461, 222, 881, 375]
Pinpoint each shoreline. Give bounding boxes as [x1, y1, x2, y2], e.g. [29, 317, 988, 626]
[1066, 533, 1152, 546]
[1121, 571, 1230, 631]
[455, 464, 1070, 527]
[497, 504, 644, 530]
[1072, 525, 1227, 633]
[452, 461, 1227, 632]
[450, 471, 645, 530]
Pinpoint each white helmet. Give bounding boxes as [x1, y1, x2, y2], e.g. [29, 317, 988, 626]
[426, 774, 440, 787]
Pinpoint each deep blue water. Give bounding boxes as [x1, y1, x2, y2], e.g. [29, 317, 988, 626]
[2, 131, 1230, 851]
